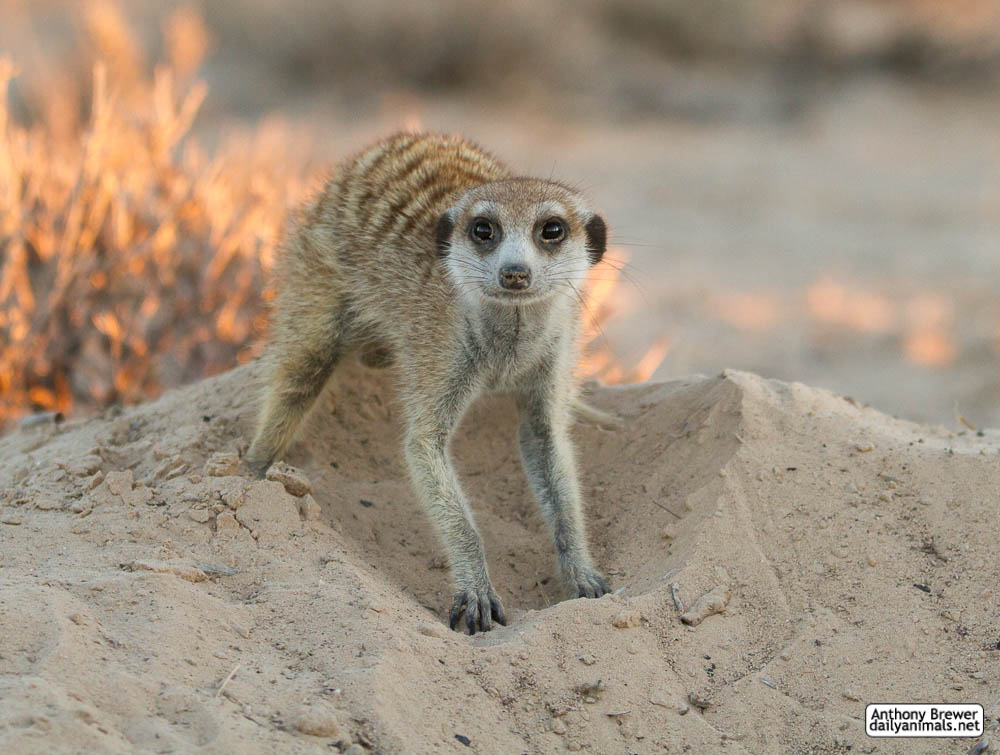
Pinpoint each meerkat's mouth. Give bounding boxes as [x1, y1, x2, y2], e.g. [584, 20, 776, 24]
[483, 288, 550, 305]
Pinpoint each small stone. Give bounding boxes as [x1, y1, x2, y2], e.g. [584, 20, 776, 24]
[36, 497, 63, 511]
[105, 470, 134, 496]
[1, 513, 23, 525]
[576, 680, 605, 699]
[578, 654, 596, 666]
[567, 741, 582, 751]
[204, 452, 240, 477]
[660, 525, 676, 541]
[265, 462, 311, 497]
[85, 471, 105, 490]
[188, 507, 211, 523]
[68, 455, 103, 476]
[215, 511, 240, 537]
[122, 559, 206, 583]
[649, 691, 670, 708]
[342, 746, 364, 755]
[290, 702, 341, 738]
[612, 609, 641, 628]
[855, 443, 875, 453]
[552, 718, 566, 735]
[866, 556, 878, 567]
[299, 494, 321, 521]
[680, 585, 730, 626]
[687, 691, 712, 710]
[222, 487, 246, 510]
[231, 622, 251, 639]
[418, 623, 450, 639]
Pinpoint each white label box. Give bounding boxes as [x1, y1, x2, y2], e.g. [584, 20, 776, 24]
[865, 704, 984, 738]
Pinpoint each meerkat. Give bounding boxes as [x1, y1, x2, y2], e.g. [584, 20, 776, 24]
[247, 133, 611, 633]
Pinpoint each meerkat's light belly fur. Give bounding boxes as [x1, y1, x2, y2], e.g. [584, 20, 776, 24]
[248, 133, 611, 633]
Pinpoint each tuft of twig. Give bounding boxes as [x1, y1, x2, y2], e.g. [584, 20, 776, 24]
[215, 663, 241, 699]
[669, 582, 684, 612]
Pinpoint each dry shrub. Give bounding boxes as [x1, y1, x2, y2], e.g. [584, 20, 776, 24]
[0, 2, 316, 428]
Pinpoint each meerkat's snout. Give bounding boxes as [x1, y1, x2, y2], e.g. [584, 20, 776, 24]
[499, 263, 531, 290]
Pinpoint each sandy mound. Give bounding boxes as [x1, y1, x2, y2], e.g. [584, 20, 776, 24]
[1, 363, 997, 754]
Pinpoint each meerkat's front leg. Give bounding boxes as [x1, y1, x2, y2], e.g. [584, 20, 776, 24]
[518, 369, 610, 600]
[399, 375, 506, 634]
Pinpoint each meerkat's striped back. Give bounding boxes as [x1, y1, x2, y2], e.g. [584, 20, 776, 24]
[322, 133, 510, 257]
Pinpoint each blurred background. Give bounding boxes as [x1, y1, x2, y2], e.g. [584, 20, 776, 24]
[2, 0, 999, 430]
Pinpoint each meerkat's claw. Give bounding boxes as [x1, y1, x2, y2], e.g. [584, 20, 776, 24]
[569, 567, 611, 599]
[449, 585, 506, 635]
[244, 454, 271, 479]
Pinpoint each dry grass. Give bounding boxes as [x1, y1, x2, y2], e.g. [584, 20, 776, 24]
[0, 1, 671, 430]
[0, 2, 316, 428]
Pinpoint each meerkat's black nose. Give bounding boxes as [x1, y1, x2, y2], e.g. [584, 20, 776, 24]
[499, 264, 531, 290]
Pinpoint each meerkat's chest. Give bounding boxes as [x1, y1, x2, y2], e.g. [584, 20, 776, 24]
[463, 308, 561, 391]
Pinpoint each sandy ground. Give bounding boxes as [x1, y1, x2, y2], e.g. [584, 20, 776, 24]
[1, 360, 997, 754]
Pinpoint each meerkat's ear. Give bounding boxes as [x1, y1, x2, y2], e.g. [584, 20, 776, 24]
[435, 211, 455, 258]
[584, 214, 607, 265]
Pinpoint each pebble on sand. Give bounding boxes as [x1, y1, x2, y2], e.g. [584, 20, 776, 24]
[204, 451, 240, 477]
[290, 702, 342, 738]
[265, 462, 312, 497]
[680, 585, 730, 626]
[299, 494, 322, 520]
[612, 609, 641, 628]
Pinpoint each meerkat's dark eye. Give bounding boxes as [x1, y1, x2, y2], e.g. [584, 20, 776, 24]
[540, 219, 566, 243]
[471, 218, 494, 243]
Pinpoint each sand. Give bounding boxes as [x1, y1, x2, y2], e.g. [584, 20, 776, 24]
[1, 361, 997, 754]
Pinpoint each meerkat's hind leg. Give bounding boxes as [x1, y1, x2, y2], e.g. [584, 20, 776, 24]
[246, 310, 347, 477]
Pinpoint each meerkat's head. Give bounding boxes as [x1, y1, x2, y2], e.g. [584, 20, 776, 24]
[435, 178, 606, 307]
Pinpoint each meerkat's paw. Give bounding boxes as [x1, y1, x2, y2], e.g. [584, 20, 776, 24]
[449, 581, 506, 635]
[564, 565, 611, 599]
[244, 455, 271, 479]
